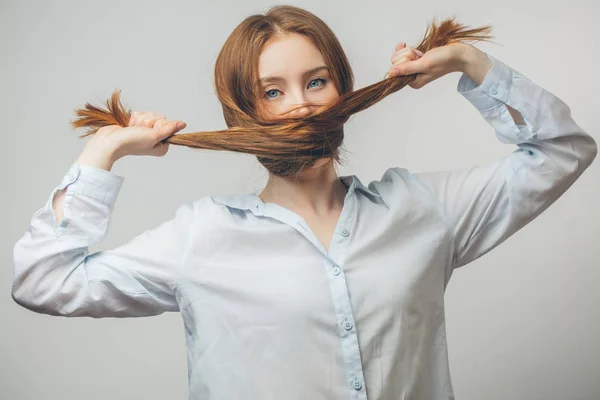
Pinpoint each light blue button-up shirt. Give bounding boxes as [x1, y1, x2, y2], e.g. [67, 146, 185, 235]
[12, 53, 597, 399]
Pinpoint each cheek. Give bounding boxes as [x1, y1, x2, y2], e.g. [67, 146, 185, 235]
[258, 100, 285, 119]
[322, 84, 340, 102]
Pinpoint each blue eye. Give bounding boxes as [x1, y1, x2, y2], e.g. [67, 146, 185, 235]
[308, 78, 326, 88]
[265, 89, 281, 99]
[264, 78, 326, 100]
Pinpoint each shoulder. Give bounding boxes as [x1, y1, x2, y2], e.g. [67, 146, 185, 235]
[361, 166, 428, 196]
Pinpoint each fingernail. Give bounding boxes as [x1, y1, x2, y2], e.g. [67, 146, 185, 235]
[176, 122, 186, 129]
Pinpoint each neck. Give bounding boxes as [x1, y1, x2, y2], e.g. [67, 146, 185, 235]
[258, 158, 348, 215]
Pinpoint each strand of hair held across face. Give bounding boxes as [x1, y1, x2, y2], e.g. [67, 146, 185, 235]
[70, 17, 494, 176]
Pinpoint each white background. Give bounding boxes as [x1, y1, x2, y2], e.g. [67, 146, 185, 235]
[2, 0, 599, 399]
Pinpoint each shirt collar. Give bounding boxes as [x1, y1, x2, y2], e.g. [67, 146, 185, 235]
[212, 173, 381, 211]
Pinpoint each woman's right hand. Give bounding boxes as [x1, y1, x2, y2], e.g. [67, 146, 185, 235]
[76, 111, 187, 170]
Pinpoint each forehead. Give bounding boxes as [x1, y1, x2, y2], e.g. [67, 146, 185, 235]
[258, 33, 326, 77]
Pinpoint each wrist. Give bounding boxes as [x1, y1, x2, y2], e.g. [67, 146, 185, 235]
[76, 144, 118, 171]
[457, 44, 493, 86]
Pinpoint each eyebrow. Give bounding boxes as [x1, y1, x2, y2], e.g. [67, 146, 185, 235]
[259, 66, 329, 85]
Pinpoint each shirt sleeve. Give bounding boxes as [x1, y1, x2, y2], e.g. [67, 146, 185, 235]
[12, 162, 196, 318]
[413, 53, 597, 270]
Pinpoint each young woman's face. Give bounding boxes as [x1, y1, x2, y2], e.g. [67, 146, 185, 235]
[258, 33, 339, 117]
[258, 33, 340, 169]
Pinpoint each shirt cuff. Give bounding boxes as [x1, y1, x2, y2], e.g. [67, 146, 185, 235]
[457, 53, 513, 112]
[57, 162, 125, 207]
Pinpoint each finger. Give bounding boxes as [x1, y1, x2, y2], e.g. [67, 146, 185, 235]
[389, 57, 425, 78]
[137, 111, 165, 119]
[394, 42, 406, 51]
[129, 112, 166, 127]
[144, 113, 167, 128]
[153, 120, 186, 142]
[154, 118, 185, 130]
[129, 111, 152, 124]
[391, 52, 420, 66]
[390, 47, 410, 63]
[409, 75, 427, 89]
[129, 112, 138, 126]
[391, 48, 421, 64]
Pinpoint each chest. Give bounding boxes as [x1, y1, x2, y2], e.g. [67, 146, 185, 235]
[182, 191, 454, 317]
[180, 209, 451, 312]
[301, 211, 342, 252]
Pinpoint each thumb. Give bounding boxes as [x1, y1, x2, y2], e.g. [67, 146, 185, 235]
[392, 58, 426, 77]
[155, 120, 186, 141]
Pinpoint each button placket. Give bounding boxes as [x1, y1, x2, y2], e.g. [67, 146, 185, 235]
[323, 192, 367, 400]
[352, 378, 363, 390]
[325, 261, 367, 399]
[343, 319, 353, 331]
[293, 220, 330, 256]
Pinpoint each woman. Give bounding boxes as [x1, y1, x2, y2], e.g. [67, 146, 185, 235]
[12, 5, 596, 400]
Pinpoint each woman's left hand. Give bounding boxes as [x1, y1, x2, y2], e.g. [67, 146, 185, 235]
[385, 42, 472, 89]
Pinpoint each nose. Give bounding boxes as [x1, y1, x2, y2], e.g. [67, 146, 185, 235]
[287, 91, 315, 118]
[289, 104, 312, 118]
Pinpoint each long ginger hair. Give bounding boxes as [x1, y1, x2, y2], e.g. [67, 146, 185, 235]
[71, 5, 494, 177]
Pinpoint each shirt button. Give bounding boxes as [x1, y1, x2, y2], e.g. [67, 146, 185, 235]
[343, 320, 353, 331]
[341, 228, 350, 237]
[332, 266, 341, 276]
[490, 84, 498, 95]
[352, 379, 362, 390]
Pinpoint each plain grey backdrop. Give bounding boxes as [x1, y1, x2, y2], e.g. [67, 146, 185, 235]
[2, 0, 599, 399]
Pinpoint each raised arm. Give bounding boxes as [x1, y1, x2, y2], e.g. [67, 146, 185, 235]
[12, 113, 194, 317]
[412, 49, 596, 270]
